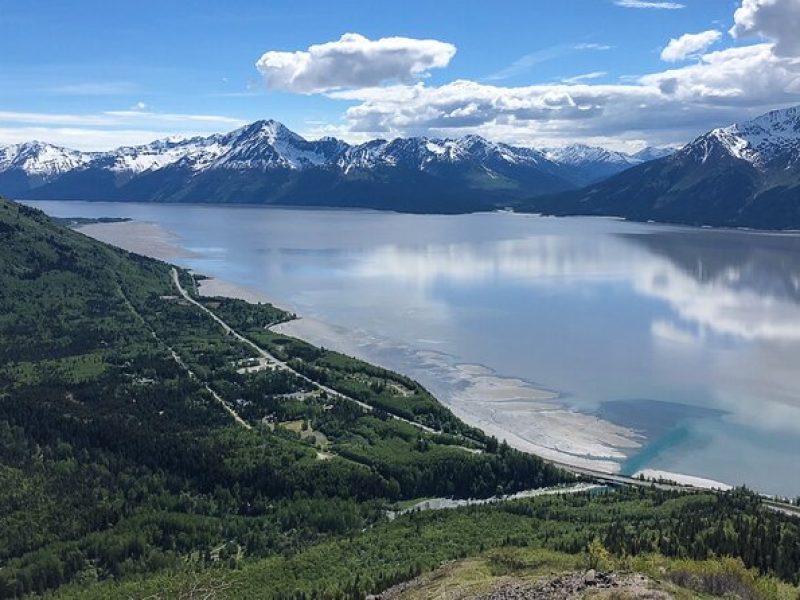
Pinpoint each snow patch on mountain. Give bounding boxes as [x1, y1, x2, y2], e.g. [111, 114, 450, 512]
[544, 144, 637, 168]
[104, 137, 216, 174]
[704, 106, 800, 168]
[0, 118, 687, 192]
[212, 120, 335, 170]
[0, 142, 90, 181]
[631, 147, 675, 162]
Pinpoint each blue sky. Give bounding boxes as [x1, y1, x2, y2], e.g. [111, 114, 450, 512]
[2, 0, 799, 151]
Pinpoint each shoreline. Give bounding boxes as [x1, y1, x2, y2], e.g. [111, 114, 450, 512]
[74, 218, 736, 492]
[202, 274, 638, 473]
[632, 469, 732, 491]
[270, 315, 641, 474]
[25, 198, 800, 235]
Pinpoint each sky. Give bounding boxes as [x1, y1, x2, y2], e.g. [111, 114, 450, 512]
[1, 0, 799, 152]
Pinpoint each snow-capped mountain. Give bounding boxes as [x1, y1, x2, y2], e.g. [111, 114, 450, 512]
[192, 120, 348, 171]
[544, 144, 639, 185]
[544, 144, 634, 168]
[630, 146, 674, 162]
[336, 135, 552, 173]
[689, 106, 800, 169]
[0, 120, 663, 212]
[527, 105, 800, 230]
[543, 144, 676, 185]
[0, 142, 91, 184]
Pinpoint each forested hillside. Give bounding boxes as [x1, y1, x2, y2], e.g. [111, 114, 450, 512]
[0, 198, 565, 597]
[0, 197, 798, 599]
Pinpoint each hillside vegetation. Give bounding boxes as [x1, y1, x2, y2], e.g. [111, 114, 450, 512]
[0, 197, 798, 598]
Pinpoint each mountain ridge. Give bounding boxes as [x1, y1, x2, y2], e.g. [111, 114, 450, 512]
[0, 122, 669, 212]
[524, 105, 800, 230]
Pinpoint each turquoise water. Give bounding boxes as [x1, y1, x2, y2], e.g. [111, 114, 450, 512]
[26, 201, 800, 497]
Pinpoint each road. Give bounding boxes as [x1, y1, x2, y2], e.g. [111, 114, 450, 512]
[169, 269, 800, 518]
[170, 268, 437, 434]
[117, 279, 251, 429]
[169, 272, 722, 489]
[170, 270, 697, 490]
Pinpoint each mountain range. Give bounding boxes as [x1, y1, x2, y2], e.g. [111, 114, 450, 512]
[526, 106, 800, 229]
[0, 121, 669, 213]
[3, 106, 798, 229]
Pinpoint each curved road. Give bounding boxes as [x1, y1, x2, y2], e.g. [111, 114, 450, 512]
[171, 268, 437, 434]
[170, 269, 800, 517]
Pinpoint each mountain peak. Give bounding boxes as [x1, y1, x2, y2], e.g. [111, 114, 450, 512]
[456, 134, 493, 149]
[631, 146, 674, 162]
[0, 117, 693, 203]
[527, 104, 800, 230]
[742, 105, 800, 134]
[545, 144, 635, 167]
[699, 104, 800, 168]
[240, 119, 299, 142]
[0, 140, 89, 180]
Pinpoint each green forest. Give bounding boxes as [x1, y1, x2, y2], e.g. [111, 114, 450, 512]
[0, 197, 798, 599]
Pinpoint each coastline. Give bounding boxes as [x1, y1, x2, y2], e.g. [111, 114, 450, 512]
[272, 316, 641, 474]
[204, 271, 647, 475]
[632, 469, 732, 491]
[77, 220, 196, 260]
[74, 218, 734, 490]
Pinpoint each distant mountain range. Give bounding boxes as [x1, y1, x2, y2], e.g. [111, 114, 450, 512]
[5, 107, 798, 229]
[543, 144, 671, 186]
[0, 121, 669, 213]
[526, 106, 800, 229]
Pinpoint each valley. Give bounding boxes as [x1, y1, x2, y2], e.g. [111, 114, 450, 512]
[4, 0, 800, 597]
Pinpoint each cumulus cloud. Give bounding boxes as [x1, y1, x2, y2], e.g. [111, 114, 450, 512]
[614, 0, 685, 9]
[309, 0, 800, 148]
[643, 43, 800, 103]
[730, 0, 800, 57]
[323, 36, 800, 148]
[331, 80, 657, 142]
[255, 33, 456, 93]
[660, 30, 722, 62]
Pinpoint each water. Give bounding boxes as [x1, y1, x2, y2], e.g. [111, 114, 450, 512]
[26, 201, 800, 497]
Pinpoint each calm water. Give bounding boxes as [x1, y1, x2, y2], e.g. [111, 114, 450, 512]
[27, 201, 800, 496]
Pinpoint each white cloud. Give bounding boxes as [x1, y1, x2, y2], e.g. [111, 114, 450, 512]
[255, 33, 456, 93]
[614, 0, 685, 9]
[643, 43, 800, 104]
[317, 0, 800, 149]
[47, 81, 140, 96]
[562, 71, 608, 83]
[0, 110, 244, 128]
[0, 127, 205, 151]
[660, 30, 723, 62]
[104, 110, 245, 125]
[488, 43, 611, 81]
[730, 0, 800, 57]
[330, 80, 665, 146]
[573, 43, 613, 51]
[324, 37, 800, 147]
[0, 110, 246, 150]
